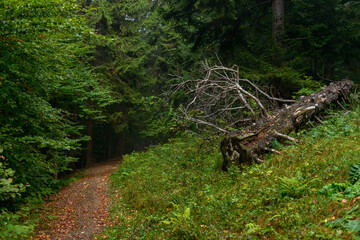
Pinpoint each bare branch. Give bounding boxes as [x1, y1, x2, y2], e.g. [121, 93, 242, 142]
[253, 155, 267, 163]
[239, 78, 297, 103]
[314, 116, 323, 124]
[181, 110, 229, 134]
[262, 147, 282, 155]
[337, 100, 347, 111]
[273, 131, 299, 143]
[170, 63, 299, 134]
[235, 82, 268, 117]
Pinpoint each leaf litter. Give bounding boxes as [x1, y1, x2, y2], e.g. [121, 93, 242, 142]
[32, 160, 119, 240]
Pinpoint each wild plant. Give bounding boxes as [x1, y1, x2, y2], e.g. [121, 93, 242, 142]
[350, 162, 360, 184]
[277, 175, 318, 198]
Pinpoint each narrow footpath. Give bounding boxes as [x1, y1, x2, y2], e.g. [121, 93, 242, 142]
[33, 160, 119, 240]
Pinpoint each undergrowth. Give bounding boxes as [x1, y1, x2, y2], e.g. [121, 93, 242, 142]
[101, 108, 360, 239]
[0, 171, 85, 239]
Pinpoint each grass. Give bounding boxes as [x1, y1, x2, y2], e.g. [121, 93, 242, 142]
[100, 108, 360, 239]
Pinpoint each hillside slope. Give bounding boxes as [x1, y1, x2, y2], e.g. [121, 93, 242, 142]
[103, 108, 360, 239]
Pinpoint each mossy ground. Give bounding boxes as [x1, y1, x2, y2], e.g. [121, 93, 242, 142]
[100, 109, 360, 239]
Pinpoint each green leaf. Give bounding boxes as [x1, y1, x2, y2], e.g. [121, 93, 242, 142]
[350, 163, 360, 184]
[161, 220, 171, 225]
[183, 207, 190, 219]
[346, 220, 360, 234]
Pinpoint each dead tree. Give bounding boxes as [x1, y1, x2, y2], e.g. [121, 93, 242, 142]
[172, 63, 355, 170]
[220, 78, 354, 169]
[172, 63, 296, 134]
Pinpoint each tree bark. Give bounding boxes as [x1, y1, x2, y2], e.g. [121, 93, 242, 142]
[86, 118, 94, 167]
[272, 0, 285, 68]
[272, 0, 284, 41]
[220, 79, 354, 170]
[107, 126, 113, 159]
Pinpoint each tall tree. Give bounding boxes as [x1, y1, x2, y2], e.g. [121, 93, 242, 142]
[272, 0, 285, 41]
[160, 0, 360, 94]
[83, 0, 195, 158]
[272, 0, 285, 67]
[0, 0, 113, 202]
[286, 0, 360, 80]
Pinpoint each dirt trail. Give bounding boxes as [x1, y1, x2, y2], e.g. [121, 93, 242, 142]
[34, 160, 119, 240]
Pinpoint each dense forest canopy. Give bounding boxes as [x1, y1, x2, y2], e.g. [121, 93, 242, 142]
[1, 0, 360, 221]
[162, 0, 360, 94]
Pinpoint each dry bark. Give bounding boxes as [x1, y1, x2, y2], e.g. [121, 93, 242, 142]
[220, 79, 354, 170]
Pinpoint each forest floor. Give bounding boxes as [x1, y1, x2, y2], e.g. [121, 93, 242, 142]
[32, 159, 120, 240]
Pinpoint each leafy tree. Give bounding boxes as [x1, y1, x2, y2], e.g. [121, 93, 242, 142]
[0, 0, 113, 204]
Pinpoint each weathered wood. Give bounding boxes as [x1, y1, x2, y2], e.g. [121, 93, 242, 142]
[220, 79, 354, 170]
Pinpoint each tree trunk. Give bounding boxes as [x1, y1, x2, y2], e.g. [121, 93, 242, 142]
[272, 0, 284, 41]
[86, 118, 94, 167]
[220, 79, 354, 170]
[116, 132, 126, 157]
[107, 127, 113, 159]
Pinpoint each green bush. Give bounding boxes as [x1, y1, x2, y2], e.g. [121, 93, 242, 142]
[0, 161, 25, 202]
[0, 208, 35, 240]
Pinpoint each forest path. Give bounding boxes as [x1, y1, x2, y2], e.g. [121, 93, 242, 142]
[33, 159, 120, 240]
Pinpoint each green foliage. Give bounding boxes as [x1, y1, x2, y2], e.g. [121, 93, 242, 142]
[278, 176, 318, 198]
[288, 0, 360, 80]
[321, 187, 360, 236]
[140, 97, 184, 138]
[102, 107, 360, 239]
[318, 161, 360, 201]
[84, 0, 195, 148]
[0, 0, 113, 216]
[318, 182, 350, 199]
[161, 0, 360, 88]
[345, 220, 360, 235]
[162, 204, 196, 239]
[0, 207, 36, 240]
[293, 80, 320, 99]
[0, 161, 25, 202]
[350, 162, 360, 184]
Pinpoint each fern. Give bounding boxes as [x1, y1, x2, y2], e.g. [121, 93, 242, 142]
[350, 163, 360, 184]
[318, 182, 350, 198]
[346, 220, 360, 235]
[278, 176, 318, 198]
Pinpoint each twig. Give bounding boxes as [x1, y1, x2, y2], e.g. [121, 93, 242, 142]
[273, 131, 299, 143]
[314, 116, 323, 124]
[182, 112, 229, 134]
[235, 83, 269, 117]
[262, 147, 281, 155]
[337, 100, 347, 111]
[240, 78, 297, 103]
[249, 0, 271, 9]
[253, 155, 267, 164]
[170, 63, 298, 134]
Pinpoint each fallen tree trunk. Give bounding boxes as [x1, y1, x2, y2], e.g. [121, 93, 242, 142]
[220, 79, 354, 170]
